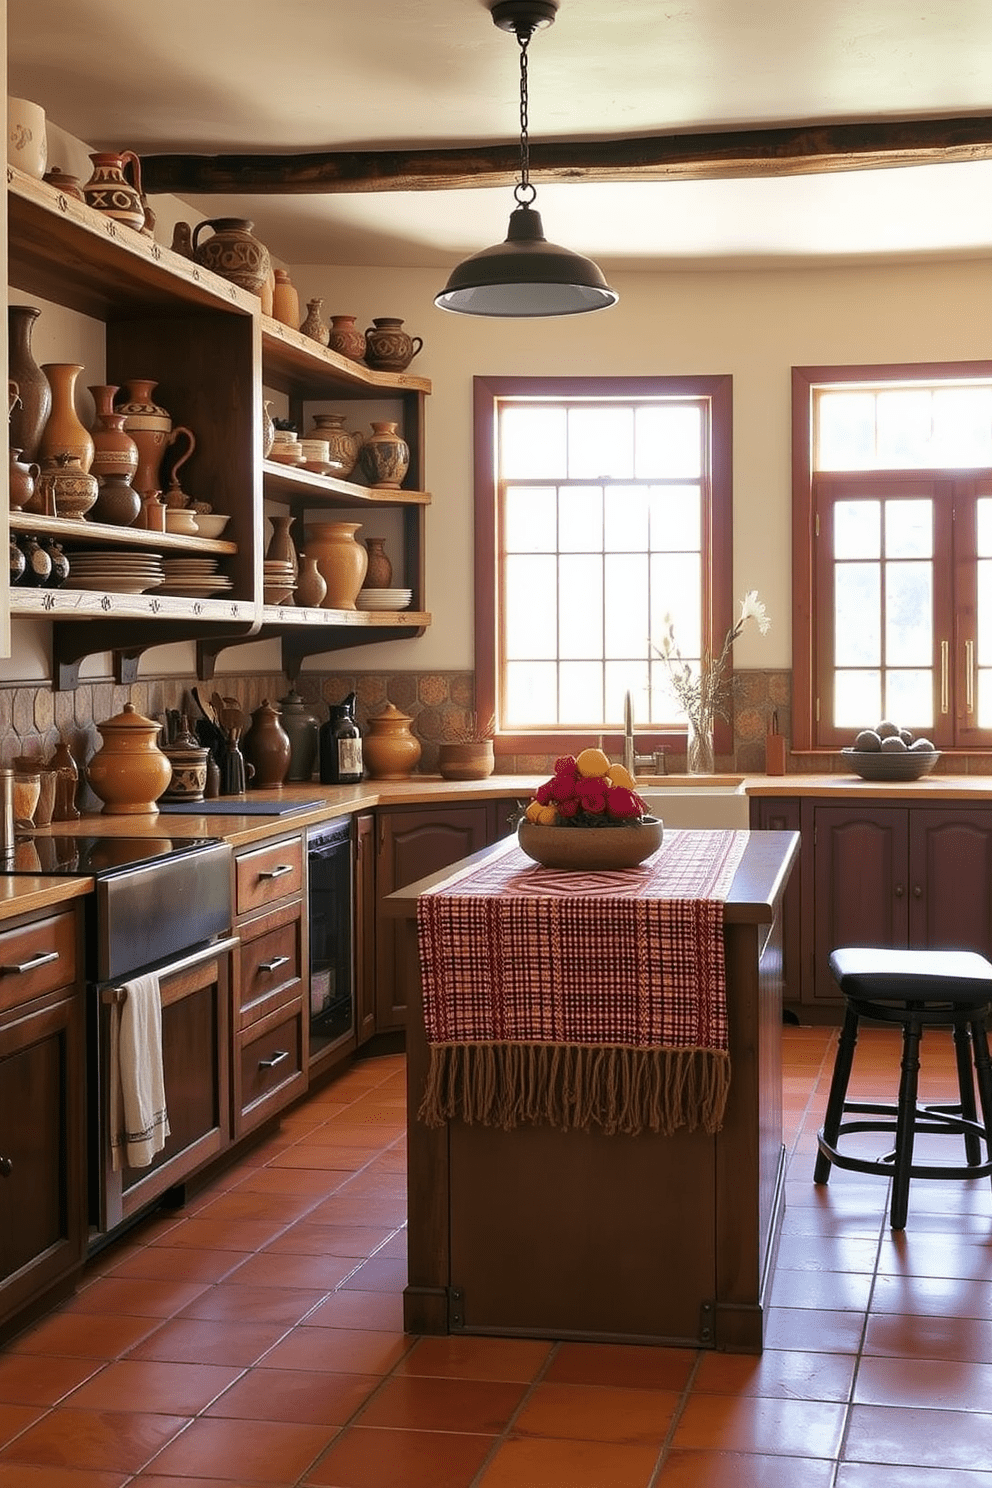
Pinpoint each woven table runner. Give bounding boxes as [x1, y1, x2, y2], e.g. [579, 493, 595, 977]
[416, 828, 748, 1137]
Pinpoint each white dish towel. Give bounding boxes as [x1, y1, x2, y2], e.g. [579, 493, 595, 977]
[109, 972, 170, 1172]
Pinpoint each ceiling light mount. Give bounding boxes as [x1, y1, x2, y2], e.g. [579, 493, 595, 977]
[435, 0, 617, 318]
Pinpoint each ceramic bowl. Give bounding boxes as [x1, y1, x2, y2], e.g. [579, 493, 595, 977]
[840, 746, 940, 781]
[191, 512, 230, 539]
[517, 817, 664, 871]
[164, 507, 199, 535]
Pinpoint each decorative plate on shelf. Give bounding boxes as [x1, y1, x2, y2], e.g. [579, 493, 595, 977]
[840, 747, 940, 781]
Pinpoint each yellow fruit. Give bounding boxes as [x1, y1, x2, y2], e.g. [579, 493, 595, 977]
[537, 804, 559, 825]
[524, 800, 545, 823]
[608, 763, 637, 790]
[575, 747, 611, 778]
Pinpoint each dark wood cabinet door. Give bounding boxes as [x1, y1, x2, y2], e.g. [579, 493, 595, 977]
[909, 807, 992, 956]
[811, 805, 909, 1002]
[752, 797, 802, 1006]
[355, 813, 377, 1046]
[375, 805, 492, 1031]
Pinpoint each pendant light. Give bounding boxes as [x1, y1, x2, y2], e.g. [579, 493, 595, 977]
[435, 0, 618, 318]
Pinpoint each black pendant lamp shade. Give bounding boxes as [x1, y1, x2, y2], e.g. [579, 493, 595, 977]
[435, 0, 617, 319]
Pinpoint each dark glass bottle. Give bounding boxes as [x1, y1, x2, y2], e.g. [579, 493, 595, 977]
[319, 691, 363, 784]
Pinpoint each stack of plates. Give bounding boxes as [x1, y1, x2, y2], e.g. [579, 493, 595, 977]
[158, 556, 233, 598]
[63, 551, 165, 594]
[357, 587, 413, 611]
[263, 558, 296, 605]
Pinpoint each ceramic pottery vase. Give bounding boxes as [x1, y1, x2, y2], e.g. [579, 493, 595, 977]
[359, 421, 410, 489]
[115, 379, 196, 498]
[305, 521, 367, 609]
[363, 703, 422, 781]
[17, 532, 51, 586]
[43, 167, 85, 200]
[38, 363, 95, 473]
[277, 689, 321, 782]
[294, 554, 327, 610]
[170, 221, 194, 258]
[310, 413, 361, 477]
[265, 513, 299, 577]
[7, 98, 47, 180]
[88, 385, 140, 482]
[82, 151, 145, 231]
[362, 537, 392, 589]
[327, 314, 366, 363]
[90, 472, 142, 527]
[191, 217, 271, 296]
[41, 538, 70, 588]
[242, 700, 292, 788]
[363, 317, 423, 372]
[437, 739, 496, 781]
[272, 269, 300, 329]
[8, 449, 39, 511]
[161, 744, 210, 803]
[300, 297, 329, 345]
[32, 454, 99, 520]
[9, 305, 52, 462]
[262, 399, 276, 459]
[86, 703, 172, 815]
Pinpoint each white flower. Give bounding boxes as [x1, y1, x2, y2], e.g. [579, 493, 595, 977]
[739, 590, 771, 635]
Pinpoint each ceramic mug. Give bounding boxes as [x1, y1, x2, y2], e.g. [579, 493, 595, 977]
[7, 98, 47, 180]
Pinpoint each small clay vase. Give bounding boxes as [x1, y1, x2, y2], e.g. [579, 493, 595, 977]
[115, 379, 196, 498]
[42, 167, 85, 200]
[170, 221, 194, 258]
[90, 472, 142, 527]
[359, 421, 410, 489]
[300, 297, 329, 345]
[8, 448, 39, 510]
[86, 703, 173, 815]
[310, 413, 361, 477]
[363, 703, 421, 780]
[82, 151, 145, 231]
[363, 317, 423, 372]
[32, 453, 99, 520]
[305, 521, 368, 609]
[362, 537, 392, 588]
[38, 362, 95, 473]
[242, 699, 292, 788]
[294, 553, 327, 609]
[327, 314, 366, 363]
[265, 513, 299, 577]
[88, 384, 140, 482]
[272, 268, 301, 328]
[191, 217, 271, 296]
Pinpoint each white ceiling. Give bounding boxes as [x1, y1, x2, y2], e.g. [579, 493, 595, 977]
[7, 0, 992, 272]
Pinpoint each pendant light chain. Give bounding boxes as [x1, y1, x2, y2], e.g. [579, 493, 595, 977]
[515, 30, 536, 206]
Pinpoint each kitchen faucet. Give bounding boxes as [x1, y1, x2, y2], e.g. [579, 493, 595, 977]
[623, 689, 667, 777]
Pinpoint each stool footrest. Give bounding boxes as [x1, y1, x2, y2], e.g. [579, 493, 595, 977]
[817, 1096, 992, 1182]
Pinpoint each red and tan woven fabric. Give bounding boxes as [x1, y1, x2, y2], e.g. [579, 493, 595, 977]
[416, 828, 748, 1137]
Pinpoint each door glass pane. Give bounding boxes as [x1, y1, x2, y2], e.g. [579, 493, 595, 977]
[568, 406, 634, 479]
[559, 556, 602, 659]
[885, 561, 932, 665]
[635, 404, 702, 477]
[505, 556, 557, 658]
[505, 486, 556, 552]
[835, 501, 880, 560]
[835, 564, 880, 665]
[836, 670, 881, 728]
[885, 500, 933, 559]
[886, 670, 933, 728]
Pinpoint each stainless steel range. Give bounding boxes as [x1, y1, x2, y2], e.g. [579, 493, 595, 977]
[7, 833, 235, 1244]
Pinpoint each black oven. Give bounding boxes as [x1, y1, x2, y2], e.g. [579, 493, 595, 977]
[306, 818, 354, 1063]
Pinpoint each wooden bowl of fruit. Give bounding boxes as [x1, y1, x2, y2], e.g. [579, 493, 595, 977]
[841, 722, 939, 781]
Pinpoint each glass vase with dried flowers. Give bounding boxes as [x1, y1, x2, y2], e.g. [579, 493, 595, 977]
[655, 592, 771, 774]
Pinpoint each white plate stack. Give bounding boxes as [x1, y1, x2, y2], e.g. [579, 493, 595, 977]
[356, 587, 413, 611]
[62, 551, 165, 594]
[157, 557, 233, 597]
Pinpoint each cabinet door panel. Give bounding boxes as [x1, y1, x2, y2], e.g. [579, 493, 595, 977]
[812, 806, 909, 1001]
[910, 809, 992, 955]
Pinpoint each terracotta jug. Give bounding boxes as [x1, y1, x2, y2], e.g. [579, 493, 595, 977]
[363, 703, 422, 780]
[272, 269, 300, 329]
[241, 699, 292, 788]
[115, 379, 196, 498]
[82, 150, 145, 231]
[359, 421, 410, 489]
[88, 384, 139, 482]
[8, 305, 51, 462]
[310, 413, 361, 477]
[191, 217, 272, 296]
[86, 703, 173, 816]
[364, 317, 423, 372]
[304, 521, 367, 609]
[327, 314, 366, 363]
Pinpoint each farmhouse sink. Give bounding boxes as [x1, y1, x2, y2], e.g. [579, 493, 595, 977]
[638, 778, 750, 829]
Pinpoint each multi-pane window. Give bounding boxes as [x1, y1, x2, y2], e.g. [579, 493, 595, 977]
[794, 366, 992, 750]
[474, 376, 732, 747]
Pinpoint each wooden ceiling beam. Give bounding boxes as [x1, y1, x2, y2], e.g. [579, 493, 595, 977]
[140, 115, 992, 196]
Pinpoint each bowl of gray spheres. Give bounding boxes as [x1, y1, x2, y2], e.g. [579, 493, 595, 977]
[841, 721, 939, 781]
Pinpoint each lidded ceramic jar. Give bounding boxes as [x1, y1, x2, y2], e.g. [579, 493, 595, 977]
[86, 703, 173, 815]
[363, 703, 421, 780]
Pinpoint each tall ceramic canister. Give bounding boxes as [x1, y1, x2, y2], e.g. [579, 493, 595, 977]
[363, 703, 422, 781]
[7, 98, 47, 180]
[8, 306, 51, 463]
[86, 703, 173, 816]
[82, 151, 146, 231]
[191, 218, 271, 296]
[115, 380, 196, 498]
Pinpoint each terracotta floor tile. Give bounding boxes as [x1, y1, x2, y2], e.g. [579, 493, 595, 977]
[774, 1233, 880, 1273]
[0, 1407, 189, 1474]
[136, 1478, 273, 1488]
[0, 1468, 129, 1488]
[305, 1195, 407, 1226]
[303, 1290, 406, 1331]
[0, 1402, 44, 1447]
[63, 1359, 243, 1415]
[143, 1415, 334, 1483]
[854, 1353, 992, 1410]
[844, 1403, 992, 1470]
[476, 1435, 661, 1488]
[835, 1465, 992, 1486]
[693, 1346, 857, 1400]
[654, 1450, 837, 1486]
[232, 1166, 353, 1196]
[545, 1342, 696, 1390]
[150, 1217, 291, 1252]
[670, 1393, 846, 1457]
[768, 1266, 873, 1311]
[190, 1188, 320, 1225]
[877, 1233, 992, 1279]
[871, 1273, 992, 1319]
[356, 1374, 526, 1434]
[62, 1276, 209, 1319]
[398, 1334, 554, 1383]
[205, 1365, 377, 1425]
[262, 1221, 396, 1258]
[125, 1317, 290, 1368]
[260, 1326, 413, 1375]
[216, 1250, 356, 1291]
[265, 1143, 379, 1171]
[512, 1381, 678, 1444]
[178, 1281, 327, 1326]
[338, 1255, 407, 1292]
[99, 1244, 244, 1284]
[0, 1352, 103, 1405]
[7, 1312, 160, 1360]
[863, 1312, 992, 1364]
[304, 1425, 495, 1488]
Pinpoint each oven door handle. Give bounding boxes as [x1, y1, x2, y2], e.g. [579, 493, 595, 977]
[101, 935, 239, 1004]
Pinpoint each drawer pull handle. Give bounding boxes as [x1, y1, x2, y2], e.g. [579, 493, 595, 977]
[258, 864, 293, 881]
[1, 949, 60, 975]
[258, 955, 290, 974]
[0, 1156, 12, 1177]
[258, 1049, 290, 1069]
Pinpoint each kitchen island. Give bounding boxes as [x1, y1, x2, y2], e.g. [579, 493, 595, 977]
[385, 826, 799, 1354]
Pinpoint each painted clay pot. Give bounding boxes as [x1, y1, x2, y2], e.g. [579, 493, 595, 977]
[115, 379, 196, 498]
[305, 521, 367, 609]
[327, 314, 366, 362]
[310, 413, 361, 477]
[88, 385, 140, 482]
[160, 746, 210, 803]
[90, 472, 142, 527]
[86, 703, 173, 816]
[191, 217, 271, 296]
[8, 305, 51, 463]
[358, 421, 410, 489]
[363, 703, 422, 780]
[38, 363, 95, 473]
[300, 297, 329, 345]
[363, 317, 423, 372]
[32, 454, 99, 520]
[82, 151, 145, 231]
[8, 98, 47, 180]
[42, 167, 85, 200]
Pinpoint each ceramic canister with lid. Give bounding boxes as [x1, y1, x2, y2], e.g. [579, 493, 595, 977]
[363, 703, 422, 781]
[86, 703, 173, 815]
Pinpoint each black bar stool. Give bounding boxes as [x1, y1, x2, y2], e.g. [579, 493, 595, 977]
[814, 947, 992, 1229]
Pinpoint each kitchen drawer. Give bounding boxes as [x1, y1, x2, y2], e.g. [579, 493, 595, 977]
[235, 999, 307, 1137]
[0, 910, 79, 1016]
[237, 901, 304, 1028]
[235, 836, 304, 917]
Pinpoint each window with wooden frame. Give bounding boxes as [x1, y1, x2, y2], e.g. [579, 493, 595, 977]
[474, 375, 733, 758]
[793, 363, 992, 752]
